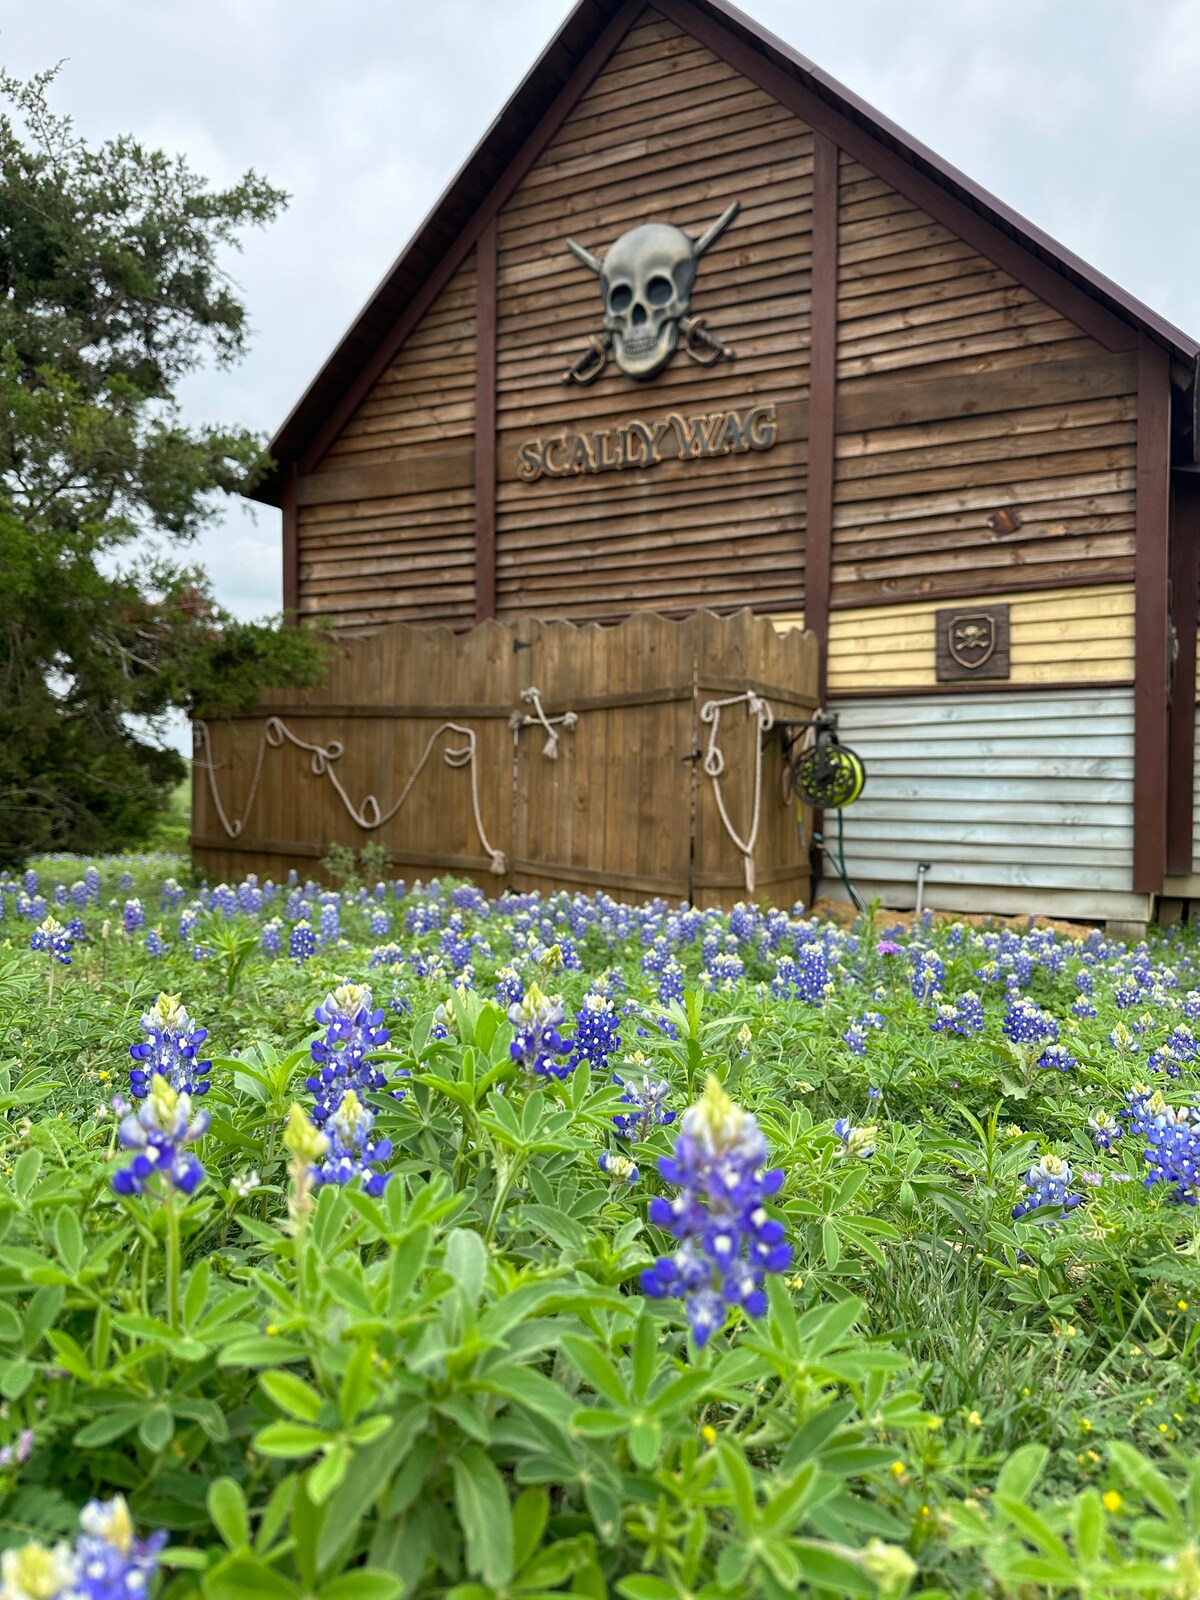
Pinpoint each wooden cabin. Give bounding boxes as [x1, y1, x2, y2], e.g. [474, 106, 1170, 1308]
[246, 0, 1200, 931]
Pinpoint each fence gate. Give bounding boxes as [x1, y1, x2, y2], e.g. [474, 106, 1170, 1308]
[192, 610, 817, 909]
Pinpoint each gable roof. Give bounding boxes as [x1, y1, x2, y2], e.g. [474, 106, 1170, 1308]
[251, 0, 1200, 505]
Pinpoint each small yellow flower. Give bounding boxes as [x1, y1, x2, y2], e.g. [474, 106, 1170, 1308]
[265, 1324, 278, 1337]
[1102, 1490, 1122, 1514]
[966, 1411, 982, 1429]
[1178, 1299, 1189, 1311]
[1080, 1418, 1093, 1433]
[700, 1425, 716, 1446]
[890, 1460, 906, 1478]
[925, 1416, 942, 1431]
[1158, 1422, 1169, 1434]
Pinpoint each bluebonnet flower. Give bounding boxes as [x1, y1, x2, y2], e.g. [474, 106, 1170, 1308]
[21, 869, 37, 896]
[1003, 995, 1058, 1046]
[1184, 990, 1200, 1022]
[493, 966, 523, 1006]
[369, 910, 390, 938]
[842, 1023, 869, 1055]
[774, 946, 831, 1005]
[310, 1089, 393, 1196]
[70, 880, 89, 910]
[159, 877, 186, 910]
[1109, 1021, 1140, 1054]
[1088, 1111, 1122, 1151]
[84, 865, 100, 903]
[1, 1494, 165, 1600]
[307, 984, 392, 1120]
[122, 899, 145, 934]
[1125, 1089, 1200, 1205]
[910, 949, 945, 1003]
[53, 884, 68, 907]
[598, 1150, 639, 1185]
[318, 900, 340, 945]
[144, 928, 168, 957]
[112, 1079, 209, 1197]
[640, 1077, 790, 1346]
[1011, 1154, 1083, 1222]
[1072, 997, 1097, 1019]
[261, 917, 283, 957]
[118, 871, 133, 891]
[571, 994, 621, 1071]
[289, 920, 316, 964]
[833, 1118, 877, 1159]
[73, 1495, 167, 1599]
[612, 1069, 675, 1141]
[658, 958, 685, 1005]
[1075, 969, 1094, 997]
[929, 990, 984, 1035]
[29, 915, 73, 965]
[508, 984, 572, 1080]
[452, 884, 486, 914]
[1038, 1043, 1077, 1073]
[728, 903, 758, 945]
[129, 994, 211, 1099]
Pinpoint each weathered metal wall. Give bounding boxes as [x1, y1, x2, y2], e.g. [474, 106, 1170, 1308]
[827, 688, 1149, 923]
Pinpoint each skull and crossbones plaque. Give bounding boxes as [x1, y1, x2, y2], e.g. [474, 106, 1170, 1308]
[561, 202, 740, 384]
[935, 605, 1011, 681]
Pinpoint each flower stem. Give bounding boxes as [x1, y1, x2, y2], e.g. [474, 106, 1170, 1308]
[164, 1190, 181, 1332]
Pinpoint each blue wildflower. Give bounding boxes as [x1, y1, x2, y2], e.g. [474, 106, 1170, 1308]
[307, 983, 392, 1120]
[833, 1117, 877, 1159]
[29, 915, 73, 965]
[508, 983, 572, 1080]
[598, 1150, 639, 1186]
[310, 1089, 393, 1196]
[128, 994, 211, 1099]
[112, 1080, 208, 1197]
[1003, 995, 1058, 1046]
[122, 899, 144, 934]
[612, 1070, 675, 1141]
[641, 1077, 790, 1346]
[289, 920, 316, 964]
[1011, 1154, 1082, 1223]
[910, 949, 945, 1003]
[571, 994, 621, 1071]
[1038, 1043, 1077, 1073]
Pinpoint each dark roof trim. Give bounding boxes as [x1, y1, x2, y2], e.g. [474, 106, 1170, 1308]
[251, 0, 1199, 506]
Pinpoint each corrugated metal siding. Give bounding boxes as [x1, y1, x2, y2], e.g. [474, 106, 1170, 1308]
[827, 688, 1147, 921]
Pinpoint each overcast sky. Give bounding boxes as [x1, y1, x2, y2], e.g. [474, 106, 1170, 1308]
[6, 0, 1200, 749]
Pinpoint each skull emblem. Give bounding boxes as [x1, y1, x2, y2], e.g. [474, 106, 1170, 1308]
[564, 202, 739, 383]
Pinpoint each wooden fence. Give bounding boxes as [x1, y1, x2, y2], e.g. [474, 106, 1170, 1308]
[191, 609, 819, 908]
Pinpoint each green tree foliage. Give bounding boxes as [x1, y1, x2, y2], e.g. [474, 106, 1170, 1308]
[0, 66, 329, 866]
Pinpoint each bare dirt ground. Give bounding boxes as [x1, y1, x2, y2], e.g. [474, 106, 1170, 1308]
[811, 897, 1097, 939]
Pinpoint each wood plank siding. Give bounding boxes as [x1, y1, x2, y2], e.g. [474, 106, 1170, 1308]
[492, 8, 812, 621]
[770, 583, 1137, 694]
[296, 251, 479, 632]
[828, 689, 1151, 922]
[831, 150, 1138, 611]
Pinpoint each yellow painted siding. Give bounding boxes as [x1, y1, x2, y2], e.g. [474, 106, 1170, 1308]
[772, 584, 1134, 692]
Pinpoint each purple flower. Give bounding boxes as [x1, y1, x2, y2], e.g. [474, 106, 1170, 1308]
[508, 984, 572, 1080]
[128, 993, 211, 1099]
[307, 983, 393, 1120]
[29, 915, 73, 965]
[612, 1070, 675, 1141]
[641, 1078, 790, 1346]
[1011, 1154, 1082, 1223]
[112, 1081, 208, 1197]
[310, 1089, 393, 1196]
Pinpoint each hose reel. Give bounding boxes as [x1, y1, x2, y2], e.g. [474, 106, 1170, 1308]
[778, 711, 867, 911]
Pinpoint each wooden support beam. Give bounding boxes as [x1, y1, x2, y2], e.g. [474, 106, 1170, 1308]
[474, 216, 498, 622]
[806, 131, 838, 702]
[1133, 336, 1171, 894]
[282, 464, 299, 620]
[1167, 472, 1200, 874]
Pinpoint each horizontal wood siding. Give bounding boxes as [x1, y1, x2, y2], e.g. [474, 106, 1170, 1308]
[297, 253, 478, 631]
[492, 6, 811, 621]
[807, 583, 1134, 693]
[832, 150, 1138, 609]
[828, 689, 1147, 920]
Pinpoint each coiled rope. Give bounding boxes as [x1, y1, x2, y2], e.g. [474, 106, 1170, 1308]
[698, 691, 775, 895]
[193, 717, 507, 874]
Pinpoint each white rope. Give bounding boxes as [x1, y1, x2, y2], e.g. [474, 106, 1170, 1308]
[193, 717, 507, 874]
[698, 691, 775, 895]
[512, 685, 578, 759]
